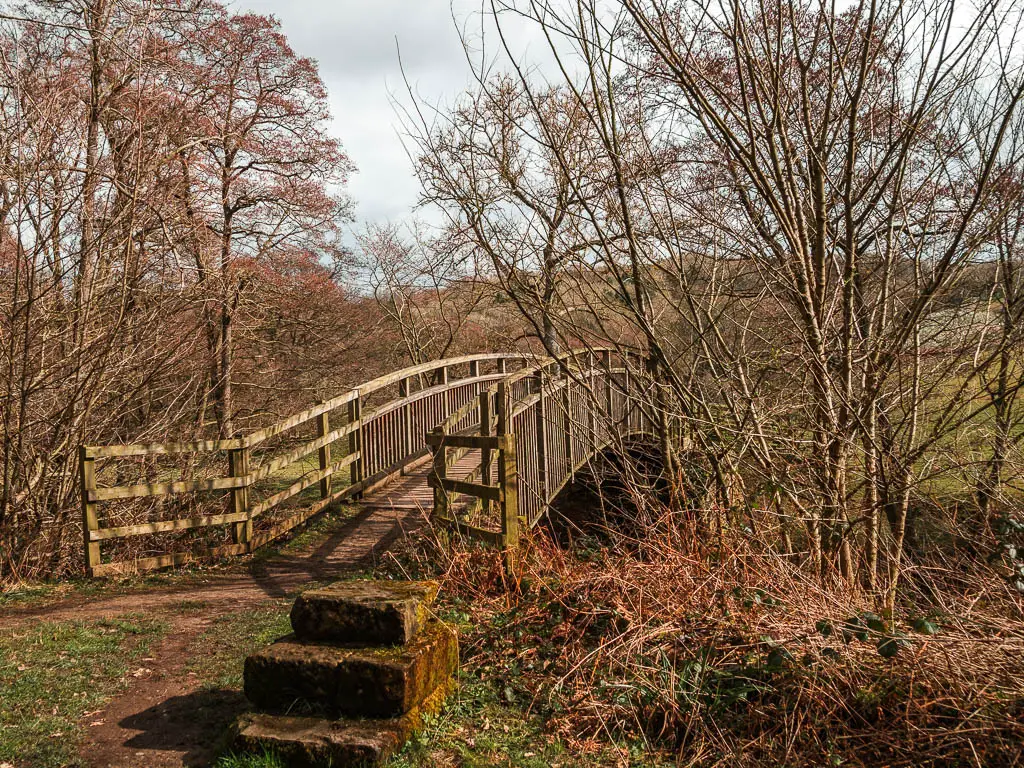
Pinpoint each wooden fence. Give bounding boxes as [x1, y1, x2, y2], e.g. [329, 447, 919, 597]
[80, 353, 531, 576]
[427, 349, 654, 547]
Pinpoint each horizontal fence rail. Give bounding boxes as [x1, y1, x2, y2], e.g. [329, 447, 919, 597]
[427, 349, 654, 548]
[80, 353, 532, 577]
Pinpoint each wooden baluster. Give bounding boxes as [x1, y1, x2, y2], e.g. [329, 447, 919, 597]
[318, 408, 331, 500]
[439, 365, 451, 421]
[534, 371, 548, 503]
[229, 446, 252, 548]
[623, 352, 632, 430]
[480, 390, 493, 517]
[497, 357, 507, 375]
[348, 394, 362, 497]
[602, 350, 613, 423]
[562, 378, 573, 481]
[80, 446, 100, 576]
[399, 377, 413, 459]
[431, 426, 448, 521]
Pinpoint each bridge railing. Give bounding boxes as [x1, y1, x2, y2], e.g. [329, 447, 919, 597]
[79, 353, 531, 576]
[426, 349, 652, 547]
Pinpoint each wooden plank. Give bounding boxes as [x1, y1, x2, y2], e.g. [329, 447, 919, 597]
[90, 474, 246, 502]
[247, 421, 358, 484]
[436, 517, 504, 546]
[242, 391, 358, 448]
[79, 446, 100, 575]
[428, 475, 502, 502]
[85, 439, 244, 458]
[88, 542, 252, 577]
[248, 454, 358, 517]
[90, 510, 251, 541]
[424, 433, 501, 449]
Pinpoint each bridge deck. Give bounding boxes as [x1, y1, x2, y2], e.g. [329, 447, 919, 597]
[356, 450, 491, 512]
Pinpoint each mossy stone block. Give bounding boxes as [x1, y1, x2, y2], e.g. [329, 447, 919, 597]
[290, 580, 439, 645]
[244, 620, 457, 718]
[233, 677, 454, 768]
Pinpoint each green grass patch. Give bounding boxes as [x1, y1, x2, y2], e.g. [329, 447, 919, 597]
[186, 603, 293, 690]
[0, 614, 167, 768]
[213, 748, 288, 768]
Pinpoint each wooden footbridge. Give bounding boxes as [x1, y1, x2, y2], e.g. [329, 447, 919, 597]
[80, 350, 651, 577]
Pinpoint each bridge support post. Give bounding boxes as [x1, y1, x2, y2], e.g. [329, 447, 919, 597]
[497, 381, 520, 555]
[498, 433, 519, 551]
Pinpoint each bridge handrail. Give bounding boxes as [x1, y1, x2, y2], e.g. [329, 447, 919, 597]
[427, 347, 647, 546]
[79, 352, 532, 577]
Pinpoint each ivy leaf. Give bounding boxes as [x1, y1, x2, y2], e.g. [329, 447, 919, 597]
[842, 617, 868, 643]
[860, 612, 887, 634]
[877, 634, 911, 659]
[912, 618, 939, 636]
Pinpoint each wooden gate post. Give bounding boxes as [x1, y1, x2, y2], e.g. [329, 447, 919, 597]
[80, 446, 100, 576]
[229, 446, 252, 547]
[317, 407, 331, 499]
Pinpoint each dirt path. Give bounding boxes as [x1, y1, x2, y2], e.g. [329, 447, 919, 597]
[6, 499, 428, 768]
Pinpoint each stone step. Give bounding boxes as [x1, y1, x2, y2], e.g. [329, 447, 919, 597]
[234, 674, 451, 768]
[290, 580, 439, 645]
[244, 620, 457, 718]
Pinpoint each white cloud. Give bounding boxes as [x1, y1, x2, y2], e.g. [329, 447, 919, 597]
[230, 0, 551, 225]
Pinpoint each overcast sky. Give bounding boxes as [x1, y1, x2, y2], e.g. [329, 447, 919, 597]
[231, 1, 546, 227]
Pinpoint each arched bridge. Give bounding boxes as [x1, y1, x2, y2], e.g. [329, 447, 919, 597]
[80, 350, 651, 577]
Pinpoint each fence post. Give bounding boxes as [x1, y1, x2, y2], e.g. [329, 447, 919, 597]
[348, 393, 362, 498]
[229, 445, 252, 548]
[431, 426, 449, 521]
[79, 446, 100, 576]
[317, 407, 331, 499]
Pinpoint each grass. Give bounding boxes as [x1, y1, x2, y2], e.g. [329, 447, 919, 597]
[0, 614, 167, 768]
[186, 603, 294, 690]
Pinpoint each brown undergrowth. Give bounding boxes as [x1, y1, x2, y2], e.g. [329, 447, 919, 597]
[380, 505, 1024, 767]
